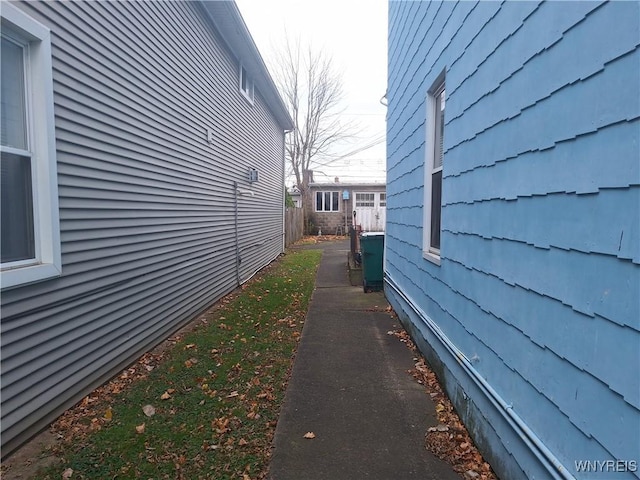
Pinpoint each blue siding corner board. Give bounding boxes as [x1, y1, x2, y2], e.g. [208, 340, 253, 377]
[386, 1, 639, 479]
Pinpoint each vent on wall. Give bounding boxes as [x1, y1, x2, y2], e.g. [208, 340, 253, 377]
[248, 168, 259, 183]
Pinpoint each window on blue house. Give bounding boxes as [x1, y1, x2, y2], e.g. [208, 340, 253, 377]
[423, 74, 445, 265]
[316, 191, 340, 212]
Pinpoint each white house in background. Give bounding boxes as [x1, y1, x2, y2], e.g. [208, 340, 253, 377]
[309, 180, 386, 234]
[288, 186, 302, 208]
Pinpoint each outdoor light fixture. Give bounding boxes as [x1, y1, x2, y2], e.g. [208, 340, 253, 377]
[248, 167, 259, 183]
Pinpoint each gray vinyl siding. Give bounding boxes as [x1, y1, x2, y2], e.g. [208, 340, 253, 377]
[1, 0, 287, 454]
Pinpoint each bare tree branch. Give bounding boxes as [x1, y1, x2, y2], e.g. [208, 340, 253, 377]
[273, 37, 356, 233]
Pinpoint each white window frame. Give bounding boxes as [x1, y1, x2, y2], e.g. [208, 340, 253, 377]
[423, 71, 445, 266]
[239, 64, 254, 104]
[355, 192, 375, 208]
[1, 3, 61, 289]
[354, 192, 386, 209]
[315, 191, 340, 212]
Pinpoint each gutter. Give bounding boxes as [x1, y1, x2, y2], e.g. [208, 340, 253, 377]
[385, 273, 574, 480]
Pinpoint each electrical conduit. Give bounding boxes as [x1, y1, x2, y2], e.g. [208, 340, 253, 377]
[385, 273, 574, 480]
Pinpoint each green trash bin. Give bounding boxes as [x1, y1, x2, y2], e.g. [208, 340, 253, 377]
[360, 232, 384, 292]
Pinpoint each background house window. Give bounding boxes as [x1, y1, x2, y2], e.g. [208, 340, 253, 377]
[316, 191, 340, 212]
[0, 3, 61, 288]
[380, 193, 386, 207]
[423, 74, 445, 264]
[355, 192, 375, 207]
[239, 64, 254, 103]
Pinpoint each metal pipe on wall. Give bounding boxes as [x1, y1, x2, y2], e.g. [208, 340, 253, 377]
[385, 274, 574, 480]
[233, 181, 241, 287]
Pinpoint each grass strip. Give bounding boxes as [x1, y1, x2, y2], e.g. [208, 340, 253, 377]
[41, 248, 322, 480]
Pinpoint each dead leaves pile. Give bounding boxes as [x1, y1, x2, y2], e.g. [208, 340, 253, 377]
[51, 351, 164, 445]
[295, 234, 348, 245]
[388, 329, 497, 480]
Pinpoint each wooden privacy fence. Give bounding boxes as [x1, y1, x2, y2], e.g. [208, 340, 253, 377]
[285, 207, 304, 247]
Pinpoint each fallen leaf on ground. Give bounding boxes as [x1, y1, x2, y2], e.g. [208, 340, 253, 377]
[303, 432, 316, 439]
[213, 417, 230, 434]
[135, 423, 145, 434]
[142, 404, 156, 417]
[427, 425, 451, 433]
[184, 358, 198, 368]
[104, 408, 112, 421]
[160, 391, 171, 400]
[62, 468, 73, 479]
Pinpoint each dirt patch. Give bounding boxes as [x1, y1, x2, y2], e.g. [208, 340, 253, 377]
[1, 430, 59, 480]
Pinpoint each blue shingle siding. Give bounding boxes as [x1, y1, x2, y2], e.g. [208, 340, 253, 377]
[386, 1, 640, 479]
[1, 0, 289, 455]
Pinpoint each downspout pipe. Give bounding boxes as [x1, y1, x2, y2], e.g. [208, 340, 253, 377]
[282, 134, 286, 253]
[385, 274, 574, 480]
[233, 181, 241, 287]
[282, 127, 293, 252]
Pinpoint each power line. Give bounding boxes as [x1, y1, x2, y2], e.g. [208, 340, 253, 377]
[311, 136, 386, 168]
[314, 131, 386, 159]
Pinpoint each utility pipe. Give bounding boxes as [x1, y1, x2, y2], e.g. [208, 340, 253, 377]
[385, 273, 574, 480]
[282, 135, 287, 253]
[233, 181, 241, 287]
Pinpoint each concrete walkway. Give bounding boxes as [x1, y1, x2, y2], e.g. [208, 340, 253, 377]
[268, 240, 460, 480]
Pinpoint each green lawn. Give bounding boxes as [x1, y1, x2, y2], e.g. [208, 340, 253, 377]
[42, 248, 322, 480]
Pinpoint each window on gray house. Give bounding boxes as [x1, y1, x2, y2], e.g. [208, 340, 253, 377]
[1, 35, 35, 263]
[316, 191, 340, 212]
[1, 3, 62, 288]
[239, 64, 254, 103]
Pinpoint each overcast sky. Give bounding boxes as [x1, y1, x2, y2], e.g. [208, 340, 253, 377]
[235, 0, 388, 185]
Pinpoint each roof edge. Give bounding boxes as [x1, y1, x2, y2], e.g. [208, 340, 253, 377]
[199, 1, 293, 131]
